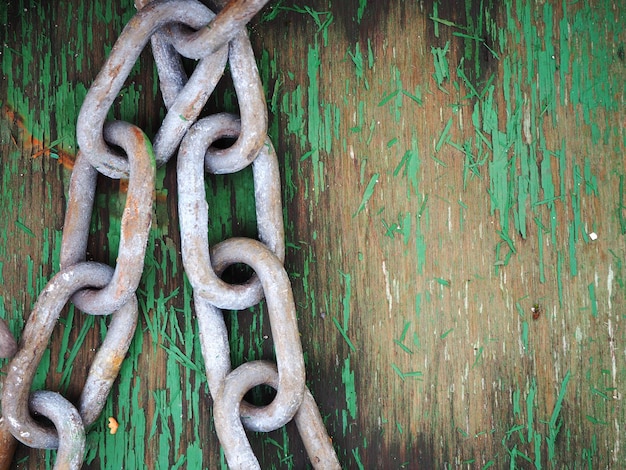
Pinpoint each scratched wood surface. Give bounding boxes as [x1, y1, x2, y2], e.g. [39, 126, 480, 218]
[1, 0, 625, 468]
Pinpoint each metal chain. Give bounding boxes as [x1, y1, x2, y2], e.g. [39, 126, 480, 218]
[0, 0, 340, 468]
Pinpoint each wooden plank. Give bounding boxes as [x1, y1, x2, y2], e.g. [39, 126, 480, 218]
[1, 0, 625, 468]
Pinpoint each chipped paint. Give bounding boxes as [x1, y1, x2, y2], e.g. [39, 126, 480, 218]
[1, 0, 624, 468]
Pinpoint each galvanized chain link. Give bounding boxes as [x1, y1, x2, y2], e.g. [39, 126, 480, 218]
[0, 0, 340, 468]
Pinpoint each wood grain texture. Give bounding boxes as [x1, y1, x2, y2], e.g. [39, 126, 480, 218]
[1, 0, 625, 468]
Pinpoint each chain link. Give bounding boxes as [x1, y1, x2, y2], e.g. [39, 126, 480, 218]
[3, 263, 139, 447]
[1, 0, 340, 468]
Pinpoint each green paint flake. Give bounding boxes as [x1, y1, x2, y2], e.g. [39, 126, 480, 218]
[456, 59, 480, 99]
[414, 215, 427, 275]
[618, 175, 626, 234]
[403, 370, 423, 379]
[401, 87, 423, 106]
[435, 117, 453, 152]
[431, 41, 450, 86]
[340, 270, 352, 329]
[398, 321, 411, 342]
[393, 134, 420, 196]
[588, 282, 598, 318]
[367, 39, 374, 69]
[347, 42, 367, 89]
[353, 173, 379, 216]
[526, 378, 537, 443]
[15, 219, 35, 237]
[556, 250, 564, 306]
[59, 315, 95, 392]
[583, 157, 598, 196]
[32, 349, 51, 391]
[306, 43, 325, 199]
[386, 137, 398, 148]
[351, 447, 365, 470]
[412, 331, 420, 349]
[546, 371, 571, 463]
[585, 415, 608, 425]
[430, 153, 447, 167]
[591, 387, 609, 400]
[378, 65, 405, 121]
[557, 140, 566, 206]
[342, 356, 357, 421]
[382, 218, 399, 238]
[453, 31, 484, 42]
[393, 339, 413, 355]
[568, 223, 577, 276]
[521, 321, 529, 351]
[391, 363, 405, 380]
[282, 85, 306, 148]
[378, 89, 400, 107]
[414, 293, 423, 320]
[440, 328, 453, 339]
[332, 317, 356, 352]
[431, 2, 440, 37]
[429, 15, 463, 29]
[581, 435, 598, 465]
[533, 216, 549, 234]
[365, 120, 376, 145]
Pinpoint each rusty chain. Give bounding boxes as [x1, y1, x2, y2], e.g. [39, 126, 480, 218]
[0, 0, 340, 468]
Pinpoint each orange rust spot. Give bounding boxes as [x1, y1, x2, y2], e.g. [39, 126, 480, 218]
[107, 354, 125, 371]
[2, 104, 171, 203]
[130, 125, 145, 141]
[120, 177, 167, 203]
[1, 104, 76, 170]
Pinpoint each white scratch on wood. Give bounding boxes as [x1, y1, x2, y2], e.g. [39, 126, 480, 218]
[381, 260, 393, 316]
[607, 264, 614, 310]
[464, 280, 469, 313]
[608, 318, 618, 398]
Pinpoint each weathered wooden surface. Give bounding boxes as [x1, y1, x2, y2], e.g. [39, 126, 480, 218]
[1, 0, 625, 468]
